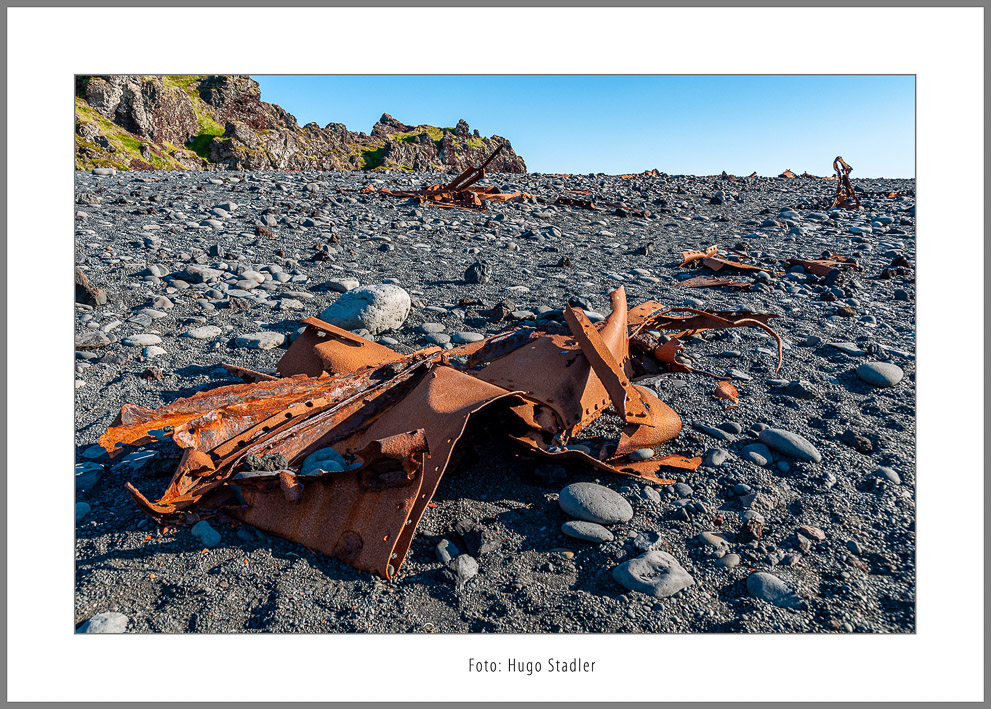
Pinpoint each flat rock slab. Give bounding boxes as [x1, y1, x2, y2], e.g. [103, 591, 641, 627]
[75, 331, 110, 350]
[328, 278, 360, 293]
[698, 531, 730, 549]
[747, 572, 807, 610]
[856, 362, 904, 387]
[179, 265, 225, 283]
[183, 326, 222, 340]
[122, 334, 162, 347]
[561, 520, 614, 543]
[828, 341, 867, 356]
[758, 428, 822, 463]
[235, 332, 285, 350]
[559, 482, 633, 524]
[77, 612, 128, 633]
[612, 551, 695, 598]
[75, 462, 104, 492]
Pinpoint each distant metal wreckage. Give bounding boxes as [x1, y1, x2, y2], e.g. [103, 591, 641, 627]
[363, 144, 534, 211]
[101, 287, 783, 580]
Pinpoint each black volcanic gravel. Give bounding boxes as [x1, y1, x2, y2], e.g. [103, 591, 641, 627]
[74, 169, 916, 634]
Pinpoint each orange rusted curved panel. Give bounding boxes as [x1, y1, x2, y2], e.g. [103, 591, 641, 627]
[679, 245, 718, 267]
[278, 317, 404, 378]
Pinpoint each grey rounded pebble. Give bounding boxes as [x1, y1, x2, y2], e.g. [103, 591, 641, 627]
[559, 482, 633, 524]
[612, 551, 694, 598]
[856, 362, 904, 388]
[447, 554, 479, 585]
[191, 520, 221, 547]
[122, 333, 161, 347]
[451, 332, 485, 344]
[78, 611, 128, 633]
[718, 421, 744, 435]
[673, 482, 693, 497]
[699, 531, 730, 549]
[876, 466, 902, 484]
[629, 448, 654, 461]
[561, 520, 615, 543]
[184, 325, 222, 340]
[704, 447, 730, 467]
[741, 442, 773, 467]
[235, 332, 285, 350]
[641, 486, 661, 503]
[75, 501, 91, 522]
[747, 572, 806, 609]
[435, 538, 460, 564]
[717, 553, 741, 568]
[758, 428, 822, 463]
[425, 332, 451, 345]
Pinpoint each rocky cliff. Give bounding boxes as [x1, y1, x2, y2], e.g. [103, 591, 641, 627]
[74, 75, 527, 174]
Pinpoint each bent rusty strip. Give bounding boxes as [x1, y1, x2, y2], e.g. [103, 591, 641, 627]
[678, 275, 751, 290]
[679, 245, 718, 267]
[702, 256, 779, 275]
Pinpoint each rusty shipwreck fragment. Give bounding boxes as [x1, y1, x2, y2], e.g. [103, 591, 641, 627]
[713, 380, 739, 408]
[830, 156, 861, 210]
[368, 145, 533, 211]
[785, 252, 858, 278]
[678, 275, 751, 290]
[101, 287, 784, 580]
[679, 245, 718, 267]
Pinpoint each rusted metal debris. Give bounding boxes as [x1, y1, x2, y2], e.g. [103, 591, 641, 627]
[720, 170, 756, 181]
[678, 275, 751, 290]
[556, 195, 599, 211]
[702, 256, 779, 275]
[620, 169, 662, 179]
[101, 287, 784, 580]
[679, 245, 718, 267]
[780, 169, 797, 179]
[680, 245, 780, 276]
[785, 252, 858, 278]
[830, 156, 861, 210]
[367, 145, 533, 211]
[713, 380, 739, 407]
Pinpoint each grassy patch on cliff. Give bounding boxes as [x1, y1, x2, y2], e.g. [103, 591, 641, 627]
[357, 144, 387, 169]
[163, 75, 226, 158]
[75, 97, 196, 170]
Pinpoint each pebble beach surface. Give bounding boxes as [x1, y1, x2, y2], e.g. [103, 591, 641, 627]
[74, 168, 916, 633]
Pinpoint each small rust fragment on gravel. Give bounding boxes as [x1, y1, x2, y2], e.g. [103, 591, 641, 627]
[714, 381, 739, 404]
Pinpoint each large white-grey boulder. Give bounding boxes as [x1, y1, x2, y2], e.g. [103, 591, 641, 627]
[318, 284, 411, 335]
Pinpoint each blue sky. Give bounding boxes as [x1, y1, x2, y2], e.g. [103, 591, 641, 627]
[253, 76, 915, 177]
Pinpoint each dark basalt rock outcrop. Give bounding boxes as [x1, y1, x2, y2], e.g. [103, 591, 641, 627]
[74, 75, 527, 174]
